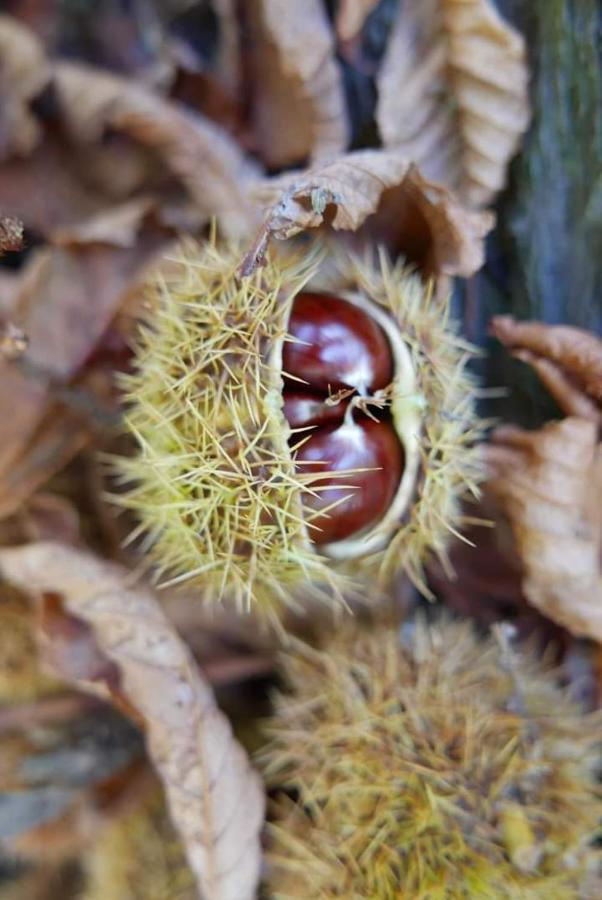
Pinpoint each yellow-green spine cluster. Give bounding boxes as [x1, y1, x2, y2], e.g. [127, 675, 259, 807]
[262, 621, 601, 898]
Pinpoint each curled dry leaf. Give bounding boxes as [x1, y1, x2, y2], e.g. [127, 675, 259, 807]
[0, 15, 49, 160]
[244, 149, 492, 276]
[485, 418, 602, 642]
[0, 225, 164, 520]
[335, 0, 380, 42]
[376, 0, 530, 209]
[491, 316, 602, 406]
[513, 350, 600, 424]
[0, 134, 139, 240]
[51, 198, 157, 249]
[36, 587, 272, 699]
[249, 0, 347, 168]
[0, 403, 91, 522]
[16, 241, 161, 381]
[37, 592, 120, 690]
[53, 62, 257, 238]
[0, 542, 265, 900]
[245, 5, 313, 170]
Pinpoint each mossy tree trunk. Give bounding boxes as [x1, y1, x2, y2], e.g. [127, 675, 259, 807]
[479, 0, 601, 425]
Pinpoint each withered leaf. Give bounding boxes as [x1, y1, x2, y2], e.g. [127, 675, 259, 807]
[0, 135, 134, 240]
[37, 592, 120, 689]
[0, 353, 49, 499]
[512, 350, 600, 424]
[245, 150, 492, 276]
[0, 15, 49, 160]
[17, 241, 162, 381]
[376, 0, 530, 208]
[52, 198, 156, 249]
[491, 316, 602, 405]
[0, 406, 91, 521]
[0, 543, 265, 900]
[53, 62, 258, 238]
[486, 419, 602, 642]
[254, 0, 348, 166]
[335, 0, 380, 42]
[0, 226, 164, 519]
[246, 4, 314, 170]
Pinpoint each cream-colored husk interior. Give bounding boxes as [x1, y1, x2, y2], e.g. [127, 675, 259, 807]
[272, 289, 421, 562]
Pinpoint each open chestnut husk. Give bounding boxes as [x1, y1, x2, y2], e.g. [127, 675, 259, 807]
[117, 242, 480, 618]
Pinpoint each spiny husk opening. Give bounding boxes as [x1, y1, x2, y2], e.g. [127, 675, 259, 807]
[262, 620, 602, 899]
[318, 248, 484, 595]
[115, 238, 482, 619]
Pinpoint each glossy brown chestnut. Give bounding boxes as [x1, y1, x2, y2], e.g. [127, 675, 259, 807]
[283, 389, 350, 429]
[294, 418, 403, 544]
[282, 292, 394, 394]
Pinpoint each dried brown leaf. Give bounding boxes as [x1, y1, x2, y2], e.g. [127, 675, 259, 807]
[0, 542, 265, 900]
[246, 7, 313, 169]
[491, 316, 602, 405]
[52, 198, 156, 249]
[250, 0, 348, 167]
[376, 0, 530, 208]
[0, 404, 91, 520]
[0, 135, 135, 239]
[486, 418, 602, 642]
[16, 241, 160, 381]
[37, 592, 120, 689]
[168, 47, 244, 139]
[512, 350, 600, 424]
[244, 150, 492, 276]
[335, 0, 380, 42]
[0, 15, 49, 160]
[53, 61, 258, 237]
[0, 362, 51, 498]
[0, 227, 163, 518]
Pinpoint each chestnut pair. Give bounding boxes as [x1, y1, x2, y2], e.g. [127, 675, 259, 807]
[282, 292, 403, 545]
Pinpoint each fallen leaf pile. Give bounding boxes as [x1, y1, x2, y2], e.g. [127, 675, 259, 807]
[0, 3, 599, 899]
